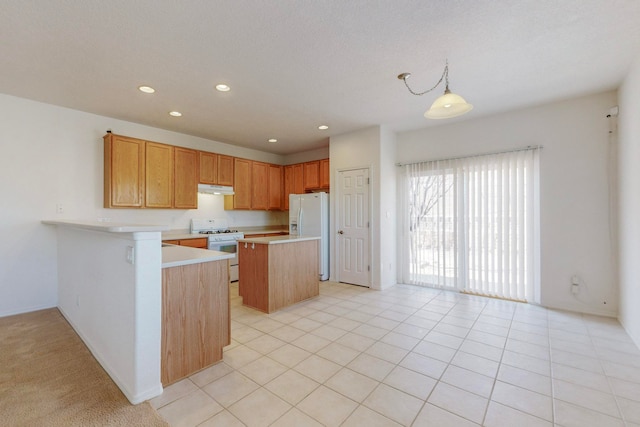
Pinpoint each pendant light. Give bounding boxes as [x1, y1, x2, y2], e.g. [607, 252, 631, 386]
[398, 60, 473, 119]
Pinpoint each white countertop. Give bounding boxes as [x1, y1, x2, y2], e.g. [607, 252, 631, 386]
[162, 245, 234, 268]
[238, 235, 321, 245]
[43, 219, 170, 233]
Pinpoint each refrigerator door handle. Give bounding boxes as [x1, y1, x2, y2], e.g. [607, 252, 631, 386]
[298, 206, 303, 236]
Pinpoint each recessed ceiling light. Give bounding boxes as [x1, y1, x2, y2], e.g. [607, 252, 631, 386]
[268, 138, 277, 143]
[318, 125, 329, 130]
[216, 84, 230, 92]
[138, 85, 155, 93]
[169, 111, 182, 117]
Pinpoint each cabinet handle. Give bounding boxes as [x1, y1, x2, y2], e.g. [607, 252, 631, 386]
[244, 242, 247, 248]
[251, 243, 255, 249]
[338, 230, 344, 234]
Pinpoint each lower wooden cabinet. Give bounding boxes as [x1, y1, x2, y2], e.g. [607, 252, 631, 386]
[163, 238, 208, 249]
[161, 260, 230, 385]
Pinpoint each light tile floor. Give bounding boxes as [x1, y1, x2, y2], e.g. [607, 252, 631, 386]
[151, 281, 640, 426]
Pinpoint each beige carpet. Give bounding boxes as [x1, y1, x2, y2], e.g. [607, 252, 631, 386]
[0, 308, 169, 426]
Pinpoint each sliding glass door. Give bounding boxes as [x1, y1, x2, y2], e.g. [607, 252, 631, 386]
[403, 148, 539, 302]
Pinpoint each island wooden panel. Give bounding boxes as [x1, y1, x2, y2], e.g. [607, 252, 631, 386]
[161, 259, 230, 385]
[238, 243, 269, 312]
[239, 239, 318, 313]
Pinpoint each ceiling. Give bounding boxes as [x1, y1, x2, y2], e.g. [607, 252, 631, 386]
[1, 1, 639, 155]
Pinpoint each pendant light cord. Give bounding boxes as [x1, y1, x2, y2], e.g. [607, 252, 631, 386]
[401, 61, 449, 96]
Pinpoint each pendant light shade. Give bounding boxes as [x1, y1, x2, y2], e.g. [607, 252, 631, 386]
[398, 61, 473, 120]
[424, 89, 473, 119]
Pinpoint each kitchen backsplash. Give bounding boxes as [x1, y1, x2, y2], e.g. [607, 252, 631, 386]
[93, 193, 288, 229]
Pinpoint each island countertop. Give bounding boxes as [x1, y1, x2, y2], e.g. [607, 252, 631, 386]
[238, 235, 321, 245]
[162, 245, 234, 268]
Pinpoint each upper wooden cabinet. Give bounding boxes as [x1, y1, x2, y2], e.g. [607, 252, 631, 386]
[303, 161, 320, 191]
[300, 158, 330, 193]
[199, 152, 234, 186]
[320, 158, 330, 189]
[174, 147, 198, 209]
[146, 142, 174, 208]
[217, 155, 234, 186]
[225, 159, 285, 210]
[226, 158, 252, 209]
[199, 152, 218, 184]
[268, 164, 283, 210]
[283, 163, 304, 210]
[104, 133, 198, 209]
[104, 134, 145, 208]
[251, 161, 269, 210]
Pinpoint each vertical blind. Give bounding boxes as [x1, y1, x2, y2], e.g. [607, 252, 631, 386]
[403, 148, 539, 302]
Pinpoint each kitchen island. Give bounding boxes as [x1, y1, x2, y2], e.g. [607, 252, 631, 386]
[238, 235, 320, 313]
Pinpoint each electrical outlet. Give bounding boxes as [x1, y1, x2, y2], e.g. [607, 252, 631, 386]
[126, 246, 135, 264]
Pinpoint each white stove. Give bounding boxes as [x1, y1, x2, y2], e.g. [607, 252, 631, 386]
[191, 219, 244, 282]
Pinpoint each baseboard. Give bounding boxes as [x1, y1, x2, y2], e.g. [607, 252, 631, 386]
[0, 303, 57, 318]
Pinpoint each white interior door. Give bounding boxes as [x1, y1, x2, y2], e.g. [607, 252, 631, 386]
[337, 168, 370, 287]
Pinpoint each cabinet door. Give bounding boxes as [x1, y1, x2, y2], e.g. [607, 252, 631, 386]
[303, 161, 320, 190]
[104, 134, 145, 208]
[174, 147, 198, 209]
[293, 163, 304, 194]
[199, 151, 217, 184]
[251, 161, 269, 210]
[217, 155, 234, 186]
[179, 238, 208, 249]
[268, 164, 283, 210]
[229, 158, 251, 209]
[145, 142, 174, 208]
[320, 158, 330, 189]
[283, 163, 304, 210]
[283, 166, 293, 210]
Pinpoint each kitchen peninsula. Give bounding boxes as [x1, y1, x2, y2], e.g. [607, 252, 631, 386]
[161, 244, 232, 385]
[42, 220, 232, 403]
[238, 235, 320, 313]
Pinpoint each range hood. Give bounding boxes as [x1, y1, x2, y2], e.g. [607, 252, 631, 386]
[197, 184, 235, 195]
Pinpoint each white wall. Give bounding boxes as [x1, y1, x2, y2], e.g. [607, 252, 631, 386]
[329, 127, 379, 288]
[283, 146, 330, 165]
[618, 54, 640, 346]
[379, 126, 398, 288]
[397, 91, 618, 316]
[0, 94, 287, 317]
[55, 225, 163, 404]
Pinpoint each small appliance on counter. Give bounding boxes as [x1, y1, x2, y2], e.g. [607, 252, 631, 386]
[190, 219, 244, 282]
[289, 192, 329, 280]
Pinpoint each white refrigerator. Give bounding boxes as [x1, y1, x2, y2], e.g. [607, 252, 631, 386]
[289, 192, 329, 281]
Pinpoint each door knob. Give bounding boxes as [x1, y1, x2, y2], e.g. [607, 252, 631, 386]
[338, 230, 344, 234]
